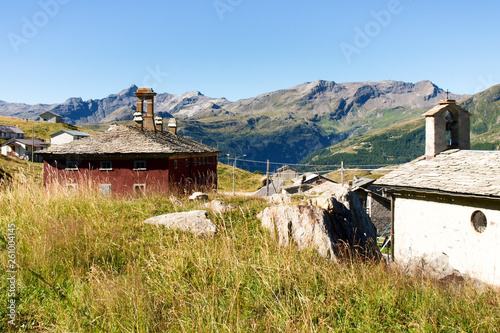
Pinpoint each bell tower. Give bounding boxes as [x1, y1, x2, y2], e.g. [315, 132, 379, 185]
[424, 98, 471, 159]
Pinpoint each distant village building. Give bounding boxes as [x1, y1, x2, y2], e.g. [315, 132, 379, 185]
[49, 130, 91, 146]
[38, 87, 221, 196]
[280, 172, 336, 194]
[1, 138, 47, 162]
[275, 165, 299, 181]
[0, 125, 24, 140]
[375, 99, 500, 286]
[39, 111, 63, 123]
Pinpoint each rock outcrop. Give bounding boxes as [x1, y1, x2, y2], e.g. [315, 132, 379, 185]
[260, 204, 338, 261]
[143, 210, 217, 236]
[189, 192, 209, 201]
[259, 185, 380, 261]
[203, 200, 235, 213]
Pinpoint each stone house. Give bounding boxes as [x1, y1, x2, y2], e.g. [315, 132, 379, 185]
[49, 130, 91, 146]
[0, 125, 24, 140]
[351, 176, 391, 237]
[375, 99, 500, 286]
[275, 165, 299, 181]
[39, 111, 63, 123]
[38, 87, 221, 196]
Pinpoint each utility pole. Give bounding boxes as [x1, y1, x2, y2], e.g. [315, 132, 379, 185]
[31, 124, 34, 163]
[232, 154, 246, 195]
[266, 159, 270, 197]
[341, 161, 345, 186]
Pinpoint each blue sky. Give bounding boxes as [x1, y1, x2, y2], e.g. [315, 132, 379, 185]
[1, 0, 499, 104]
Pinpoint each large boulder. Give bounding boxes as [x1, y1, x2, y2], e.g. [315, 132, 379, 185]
[259, 185, 380, 260]
[143, 210, 217, 236]
[189, 192, 209, 201]
[308, 185, 378, 254]
[260, 205, 338, 261]
[203, 200, 235, 213]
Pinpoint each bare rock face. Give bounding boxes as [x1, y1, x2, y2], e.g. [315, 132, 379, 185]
[203, 200, 235, 213]
[259, 186, 380, 260]
[267, 193, 291, 204]
[143, 210, 217, 236]
[260, 205, 337, 261]
[308, 185, 378, 255]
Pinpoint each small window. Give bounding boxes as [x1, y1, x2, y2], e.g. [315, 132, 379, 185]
[174, 160, 178, 169]
[66, 160, 78, 170]
[194, 158, 197, 167]
[185, 159, 189, 167]
[134, 184, 146, 196]
[100, 184, 112, 195]
[100, 160, 112, 171]
[471, 210, 487, 233]
[134, 160, 146, 171]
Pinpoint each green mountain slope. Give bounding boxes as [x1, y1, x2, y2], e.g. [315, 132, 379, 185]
[300, 84, 500, 169]
[299, 118, 426, 170]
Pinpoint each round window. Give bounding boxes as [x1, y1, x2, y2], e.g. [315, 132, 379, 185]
[471, 210, 487, 233]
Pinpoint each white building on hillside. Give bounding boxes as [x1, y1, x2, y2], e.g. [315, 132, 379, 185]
[375, 99, 500, 286]
[49, 130, 91, 146]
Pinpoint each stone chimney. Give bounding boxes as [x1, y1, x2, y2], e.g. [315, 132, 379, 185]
[134, 87, 158, 132]
[168, 118, 178, 135]
[424, 99, 471, 159]
[154, 116, 163, 132]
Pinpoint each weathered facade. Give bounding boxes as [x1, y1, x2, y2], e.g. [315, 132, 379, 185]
[375, 99, 500, 286]
[38, 87, 221, 196]
[352, 176, 391, 237]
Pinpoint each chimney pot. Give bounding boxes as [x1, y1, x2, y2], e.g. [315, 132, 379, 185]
[168, 118, 178, 135]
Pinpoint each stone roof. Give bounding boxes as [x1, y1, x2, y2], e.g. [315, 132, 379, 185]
[374, 150, 500, 198]
[39, 111, 62, 118]
[38, 125, 221, 156]
[0, 125, 24, 134]
[423, 101, 471, 117]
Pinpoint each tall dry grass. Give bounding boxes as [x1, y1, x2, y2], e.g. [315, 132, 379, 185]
[1, 174, 500, 331]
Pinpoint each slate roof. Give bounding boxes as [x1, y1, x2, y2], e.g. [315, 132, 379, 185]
[39, 125, 221, 156]
[423, 101, 471, 117]
[50, 130, 91, 137]
[374, 149, 500, 199]
[39, 111, 62, 118]
[0, 125, 25, 134]
[1, 138, 47, 148]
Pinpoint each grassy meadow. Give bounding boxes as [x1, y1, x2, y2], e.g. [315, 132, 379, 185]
[0, 163, 500, 331]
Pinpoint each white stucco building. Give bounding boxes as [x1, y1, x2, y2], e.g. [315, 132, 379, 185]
[1, 138, 48, 162]
[49, 130, 91, 146]
[375, 99, 500, 286]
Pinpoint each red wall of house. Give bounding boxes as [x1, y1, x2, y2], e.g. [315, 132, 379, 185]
[43, 155, 218, 196]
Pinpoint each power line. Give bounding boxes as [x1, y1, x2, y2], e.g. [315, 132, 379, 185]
[224, 156, 401, 169]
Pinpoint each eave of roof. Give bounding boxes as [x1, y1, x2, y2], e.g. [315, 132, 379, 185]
[374, 150, 500, 199]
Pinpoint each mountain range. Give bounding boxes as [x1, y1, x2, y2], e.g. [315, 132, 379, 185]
[2, 80, 499, 170]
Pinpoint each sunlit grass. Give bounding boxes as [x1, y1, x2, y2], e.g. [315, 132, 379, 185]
[0, 173, 499, 331]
